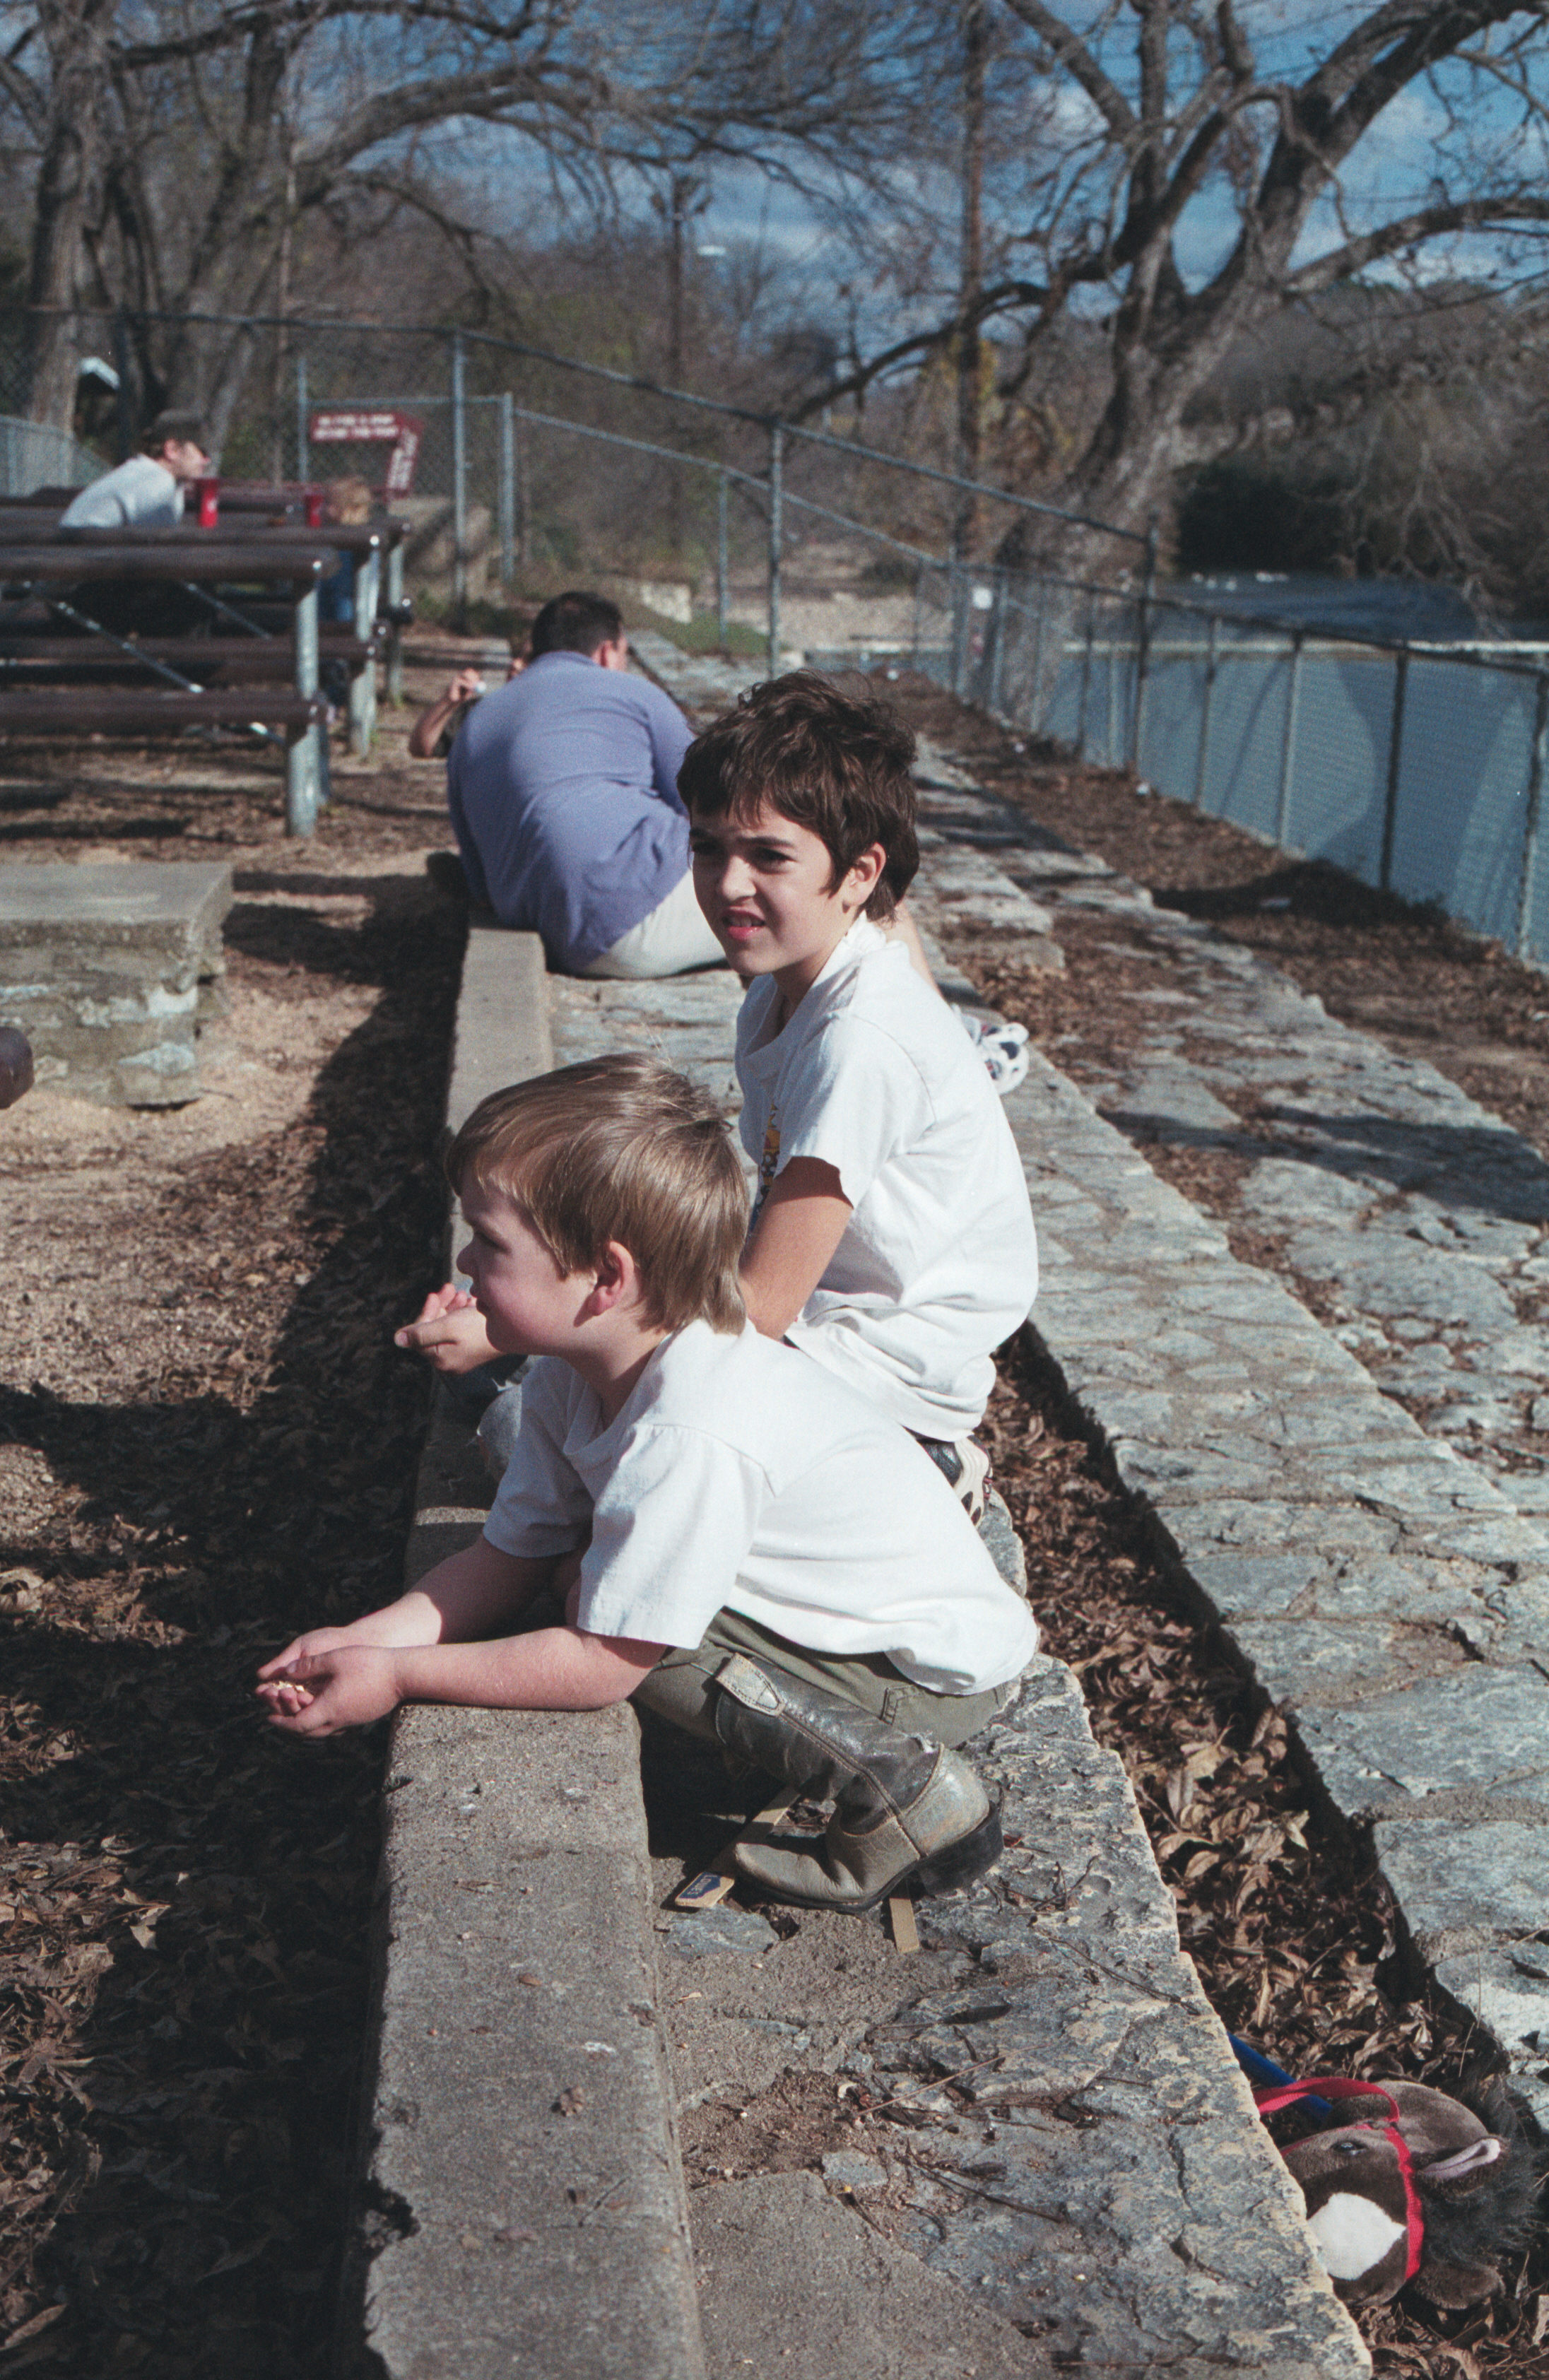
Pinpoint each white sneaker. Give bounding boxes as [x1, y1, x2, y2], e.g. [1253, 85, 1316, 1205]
[957, 1011, 1030, 1096]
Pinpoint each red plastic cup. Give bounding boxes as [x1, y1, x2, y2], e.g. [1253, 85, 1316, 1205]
[193, 476, 219, 528]
[305, 488, 325, 529]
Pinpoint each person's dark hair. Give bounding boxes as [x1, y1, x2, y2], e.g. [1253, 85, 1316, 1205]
[529, 591, 624, 658]
[677, 671, 919, 919]
[445, 1054, 747, 1336]
[141, 411, 208, 458]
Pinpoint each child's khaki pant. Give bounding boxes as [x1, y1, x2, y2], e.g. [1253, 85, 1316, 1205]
[632, 1605, 1015, 1748]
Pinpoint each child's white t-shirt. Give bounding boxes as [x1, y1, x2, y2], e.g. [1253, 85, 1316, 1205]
[483, 1322, 1038, 1696]
[736, 920, 1038, 1437]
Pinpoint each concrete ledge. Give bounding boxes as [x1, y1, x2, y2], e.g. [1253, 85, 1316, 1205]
[352, 921, 707, 2377]
[364, 1699, 702, 2380]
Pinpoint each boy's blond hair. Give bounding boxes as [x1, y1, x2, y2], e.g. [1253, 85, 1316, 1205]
[447, 1055, 747, 1336]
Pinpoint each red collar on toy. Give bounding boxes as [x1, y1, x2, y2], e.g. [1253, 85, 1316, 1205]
[1253, 2076, 1424, 2284]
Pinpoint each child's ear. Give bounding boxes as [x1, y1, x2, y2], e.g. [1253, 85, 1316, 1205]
[587, 1240, 641, 1315]
[847, 840, 887, 904]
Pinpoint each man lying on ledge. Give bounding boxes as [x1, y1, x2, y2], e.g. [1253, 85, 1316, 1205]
[437, 588, 724, 980]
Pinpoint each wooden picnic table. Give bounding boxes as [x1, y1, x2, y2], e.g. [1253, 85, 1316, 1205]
[0, 538, 334, 834]
[0, 511, 409, 738]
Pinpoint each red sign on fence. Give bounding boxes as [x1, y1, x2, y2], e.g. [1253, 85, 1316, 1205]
[310, 408, 423, 497]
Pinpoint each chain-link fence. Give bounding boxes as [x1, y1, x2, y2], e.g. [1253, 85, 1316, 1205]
[945, 568, 1549, 966]
[0, 305, 1143, 636]
[9, 302, 1549, 965]
[0, 413, 98, 495]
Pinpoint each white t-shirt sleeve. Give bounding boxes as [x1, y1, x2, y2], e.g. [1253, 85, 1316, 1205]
[574, 1422, 766, 1649]
[482, 1362, 594, 1559]
[773, 1018, 930, 1212]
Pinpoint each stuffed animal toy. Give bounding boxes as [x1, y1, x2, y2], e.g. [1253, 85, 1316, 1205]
[1247, 2063, 1541, 2307]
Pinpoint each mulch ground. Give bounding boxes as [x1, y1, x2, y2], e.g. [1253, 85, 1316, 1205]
[0, 706, 465, 2373]
[0, 664, 1544, 2374]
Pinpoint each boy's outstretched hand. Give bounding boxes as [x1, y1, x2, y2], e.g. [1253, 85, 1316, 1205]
[394, 1283, 499, 1373]
[257, 1645, 401, 1736]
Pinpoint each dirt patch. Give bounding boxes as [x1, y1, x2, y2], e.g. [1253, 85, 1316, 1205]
[0, 670, 466, 2374]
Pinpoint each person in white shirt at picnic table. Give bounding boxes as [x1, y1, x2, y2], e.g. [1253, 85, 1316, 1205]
[59, 413, 211, 530]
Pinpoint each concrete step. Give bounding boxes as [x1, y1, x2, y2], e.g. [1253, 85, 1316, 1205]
[0, 859, 231, 1104]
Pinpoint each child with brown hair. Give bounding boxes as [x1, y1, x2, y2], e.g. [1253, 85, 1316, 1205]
[681, 672, 1038, 1512]
[261, 1055, 1035, 1911]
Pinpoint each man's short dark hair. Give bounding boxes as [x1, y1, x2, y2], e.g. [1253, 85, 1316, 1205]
[141, 411, 208, 457]
[529, 591, 623, 658]
[678, 672, 919, 919]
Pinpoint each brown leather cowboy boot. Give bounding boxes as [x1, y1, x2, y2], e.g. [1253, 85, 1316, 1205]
[709, 1654, 1001, 1913]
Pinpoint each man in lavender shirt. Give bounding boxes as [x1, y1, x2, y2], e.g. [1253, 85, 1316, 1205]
[445, 590, 724, 979]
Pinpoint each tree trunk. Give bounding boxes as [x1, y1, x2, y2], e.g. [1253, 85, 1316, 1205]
[24, 0, 114, 429]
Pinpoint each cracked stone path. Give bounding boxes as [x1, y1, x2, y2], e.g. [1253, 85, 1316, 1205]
[895, 736, 1549, 2140]
[633, 635, 1549, 2136]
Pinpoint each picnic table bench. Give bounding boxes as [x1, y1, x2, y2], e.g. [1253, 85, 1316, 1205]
[0, 538, 334, 833]
[0, 498, 412, 721]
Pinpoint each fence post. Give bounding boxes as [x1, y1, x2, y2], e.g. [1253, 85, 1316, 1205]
[515, 413, 529, 566]
[1516, 669, 1549, 960]
[987, 571, 1007, 715]
[1076, 591, 1095, 755]
[451, 329, 468, 628]
[1107, 634, 1119, 768]
[950, 560, 970, 700]
[1193, 613, 1219, 808]
[1379, 652, 1408, 892]
[1027, 574, 1047, 732]
[295, 354, 309, 483]
[1129, 515, 1158, 775]
[767, 420, 783, 677]
[112, 310, 134, 461]
[717, 471, 729, 649]
[497, 391, 514, 584]
[1276, 630, 1304, 848]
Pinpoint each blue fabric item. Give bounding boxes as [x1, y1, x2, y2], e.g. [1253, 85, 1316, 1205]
[446, 651, 695, 972]
[317, 554, 354, 624]
[1229, 2033, 1332, 2119]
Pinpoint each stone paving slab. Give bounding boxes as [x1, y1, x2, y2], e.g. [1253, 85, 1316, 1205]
[657, 1658, 1365, 2379]
[890, 743, 1549, 2135]
[0, 859, 231, 1103]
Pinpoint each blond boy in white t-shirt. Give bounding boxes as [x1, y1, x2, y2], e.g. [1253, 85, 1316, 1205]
[679, 673, 1039, 1508]
[259, 1056, 1035, 1912]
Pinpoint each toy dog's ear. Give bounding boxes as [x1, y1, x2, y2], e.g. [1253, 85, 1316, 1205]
[1415, 2253, 1502, 2311]
[1423, 2136, 1504, 2186]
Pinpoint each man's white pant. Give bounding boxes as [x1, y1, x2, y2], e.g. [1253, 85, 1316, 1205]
[581, 869, 724, 979]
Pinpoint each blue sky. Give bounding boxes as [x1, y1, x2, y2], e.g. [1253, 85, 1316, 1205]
[685, 2, 1549, 335]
